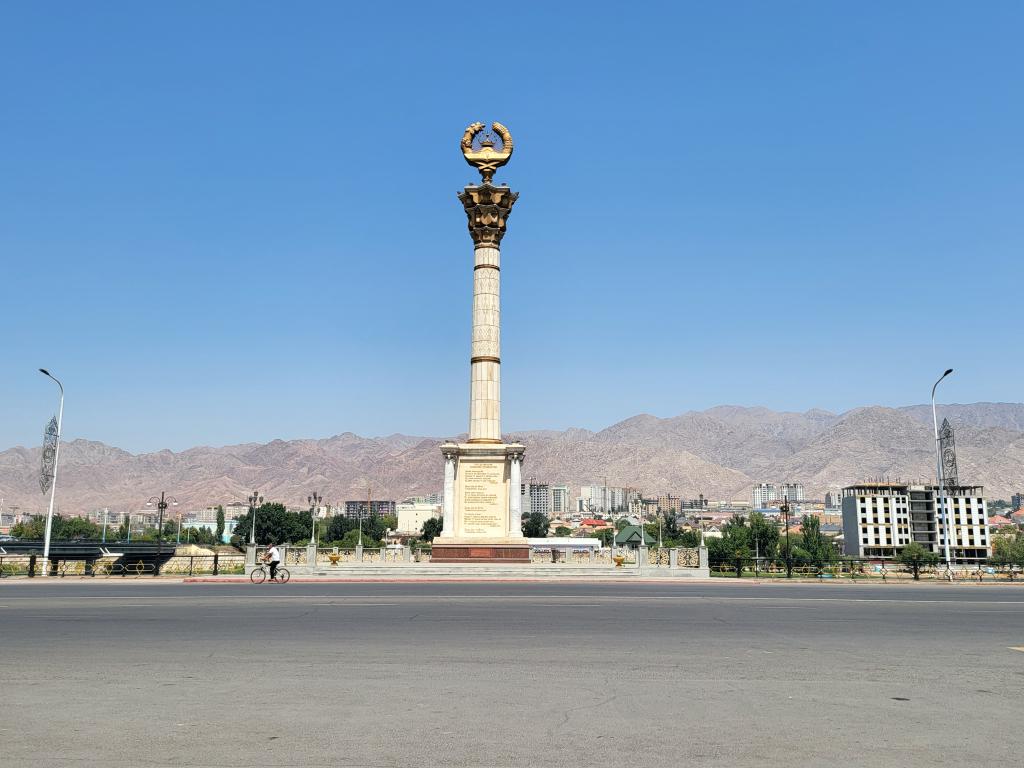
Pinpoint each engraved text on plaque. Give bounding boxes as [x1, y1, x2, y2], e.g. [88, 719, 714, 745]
[460, 461, 505, 536]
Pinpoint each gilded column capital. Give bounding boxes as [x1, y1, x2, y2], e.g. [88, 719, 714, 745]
[458, 184, 519, 249]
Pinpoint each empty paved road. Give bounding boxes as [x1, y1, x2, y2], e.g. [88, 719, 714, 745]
[3, 581, 1022, 767]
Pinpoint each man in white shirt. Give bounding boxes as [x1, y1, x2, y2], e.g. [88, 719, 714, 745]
[263, 542, 282, 581]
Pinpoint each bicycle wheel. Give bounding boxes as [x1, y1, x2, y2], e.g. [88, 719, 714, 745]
[276, 568, 290, 584]
[250, 567, 266, 584]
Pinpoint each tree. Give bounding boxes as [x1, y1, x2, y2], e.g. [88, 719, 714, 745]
[707, 515, 752, 571]
[421, 517, 443, 542]
[990, 531, 1024, 575]
[592, 528, 614, 546]
[897, 542, 939, 580]
[231, 503, 311, 546]
[644, 522, 661, 544]
[215, 505, 225, 542]
[11, 515, 101, 540]
[673, 529, 701, 548]
[522, 512, 550, 538]
[748, 512, 779, 560]
[554, 525, 572, 537]
[11, 516, 45, 539]
[325, 514, 358, 542]
[661, 511, 680, 540]
[799, 515, 837, 564]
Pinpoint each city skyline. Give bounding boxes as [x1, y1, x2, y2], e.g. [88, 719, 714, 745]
[4, 3, 1023, 453]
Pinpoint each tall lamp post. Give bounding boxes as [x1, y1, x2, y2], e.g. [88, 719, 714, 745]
[308, 491, 322, 547]
[781, 498, 792, 578]
[38, 369, 64, 577]
[146, 492, 178, 576]
[360, 487, 371, 549]
[931, 369, 954, 567]
[248, 490, 264, 546]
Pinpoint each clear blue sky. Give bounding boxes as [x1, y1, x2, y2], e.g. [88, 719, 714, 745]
[2, 1, 1022, 453]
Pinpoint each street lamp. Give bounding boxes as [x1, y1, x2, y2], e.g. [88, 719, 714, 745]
[38, 369, 64, 576]
[146, 492, 178, 575]
[781, 497, 792, 578]
[931, 369, 954, 568]
[358, 487, 374, 549]
[308, 491, 322, 547]
[248, 490, 264, 546]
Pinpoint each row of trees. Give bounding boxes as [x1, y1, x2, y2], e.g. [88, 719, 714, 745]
[10, 514, 220, 545]
[230, 504, 399, 548]
[706, 512, 838, 565]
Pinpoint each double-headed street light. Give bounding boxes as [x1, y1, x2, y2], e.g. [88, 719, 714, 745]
[248, 491, 264, 546]
[38, 369, 64, 577]
[146, 492, 178, 575]
[308, 491, 322, 547]
[931, 369, 954, 568]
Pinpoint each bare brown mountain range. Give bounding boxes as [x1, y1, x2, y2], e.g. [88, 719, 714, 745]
[1, 403, 1022, 515]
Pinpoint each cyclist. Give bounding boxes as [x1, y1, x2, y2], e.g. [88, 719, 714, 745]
[263, 542, 282, 582]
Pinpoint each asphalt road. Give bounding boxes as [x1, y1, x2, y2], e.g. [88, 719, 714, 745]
[2, 581, 1023, 767]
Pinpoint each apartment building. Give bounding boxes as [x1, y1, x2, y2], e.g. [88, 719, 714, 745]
[656, 494, 682, 514]
[521, 480, 551, 516]
[395, 501, 441, 535]
[754, 483, 804, 509]
[841, 482, 989, 562]
[343, 500, 397, 519]
[752, 483, 776, 509]
[579, 485, 628, 514]
[551, 485, 571, 516]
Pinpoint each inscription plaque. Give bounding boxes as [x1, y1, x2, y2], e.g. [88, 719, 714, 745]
[460, 461, 505, 536]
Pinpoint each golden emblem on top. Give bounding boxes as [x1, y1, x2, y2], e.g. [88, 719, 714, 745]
[461, 122, 513, 184]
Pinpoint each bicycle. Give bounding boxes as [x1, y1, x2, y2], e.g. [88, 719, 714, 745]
[250, 563, 290, 584]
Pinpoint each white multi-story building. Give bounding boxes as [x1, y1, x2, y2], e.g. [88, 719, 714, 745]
[753, 482, 804, 509]
[752, 483, 776, 509]
[841, 482, 989, 562]
[779, 483, 804, 503]
[396, 501, 442, 535]
[579, 485, 628, 514]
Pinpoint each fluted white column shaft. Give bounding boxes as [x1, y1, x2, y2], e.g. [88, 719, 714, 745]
[469, 245, 501, 442]
[509, 454, 523, 537]
[442, 454, 455, 535]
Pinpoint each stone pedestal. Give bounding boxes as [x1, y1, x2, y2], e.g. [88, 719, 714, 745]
[433, 441, 529, 563]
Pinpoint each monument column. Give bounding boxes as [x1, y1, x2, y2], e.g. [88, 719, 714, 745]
[432, 122, 529, 564]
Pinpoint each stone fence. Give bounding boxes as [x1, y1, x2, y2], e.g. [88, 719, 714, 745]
[247, 545, 707, 571]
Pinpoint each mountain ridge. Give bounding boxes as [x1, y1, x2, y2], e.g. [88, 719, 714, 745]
[1, 403, 1021, 514]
